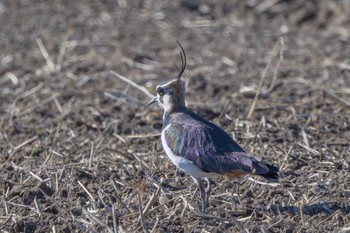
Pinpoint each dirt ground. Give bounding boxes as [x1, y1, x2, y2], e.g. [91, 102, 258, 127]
[1, 0, 350, 232]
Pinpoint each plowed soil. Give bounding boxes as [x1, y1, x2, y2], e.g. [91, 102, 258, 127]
[1, 1, 350, 232]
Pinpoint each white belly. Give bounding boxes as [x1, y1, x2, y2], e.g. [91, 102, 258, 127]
[161, 124, 219, 179]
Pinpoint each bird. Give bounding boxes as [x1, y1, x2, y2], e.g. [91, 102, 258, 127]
[147, 42, 279, 213]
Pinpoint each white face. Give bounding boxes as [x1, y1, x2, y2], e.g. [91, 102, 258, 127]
[147, 79, 185, 115]
[156, 85, 174, 112]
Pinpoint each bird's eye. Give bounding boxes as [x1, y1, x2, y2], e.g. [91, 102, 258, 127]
[157, 88, 165, 96]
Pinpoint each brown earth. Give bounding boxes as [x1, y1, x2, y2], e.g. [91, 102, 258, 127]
[1, 0, 350, 232]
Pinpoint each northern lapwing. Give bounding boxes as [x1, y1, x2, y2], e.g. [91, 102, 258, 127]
[147, 42, 279, 213]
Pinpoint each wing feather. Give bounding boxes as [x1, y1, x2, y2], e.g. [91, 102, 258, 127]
[163, 117, 257, 175]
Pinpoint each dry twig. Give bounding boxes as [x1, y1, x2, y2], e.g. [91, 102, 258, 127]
[323, 89, 350, 110]
[36, 38, 56, 72]
[296, 142, 320, 155]
[142, 185, 161, 217]
[247, 37, 284, 119]
[82, 208, 114, 233]
[17, 93, 59, 116]
[247, 177, 279, 187]
[110, 71, 154, 99]
[78, 180, 96, 204]
[89, 142, 94, 169]
[138, 194, 149, 233]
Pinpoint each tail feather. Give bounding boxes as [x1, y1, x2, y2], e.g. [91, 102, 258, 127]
[226, 152, 279, 182]
[256, 163, 279, 182]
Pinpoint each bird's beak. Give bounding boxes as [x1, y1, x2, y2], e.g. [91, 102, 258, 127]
[146, 96, 158, 106]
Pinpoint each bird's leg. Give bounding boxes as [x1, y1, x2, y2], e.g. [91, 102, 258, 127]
[192, 177, 206, 213]
[203, 177, 211, 210]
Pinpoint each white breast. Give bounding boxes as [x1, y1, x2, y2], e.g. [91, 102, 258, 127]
[161, 124, 219, 179]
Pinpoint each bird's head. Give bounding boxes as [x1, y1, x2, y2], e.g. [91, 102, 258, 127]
[147, 41, 187, 114]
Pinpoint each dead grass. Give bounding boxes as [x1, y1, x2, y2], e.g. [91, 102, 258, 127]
[1, 0, 350, 232]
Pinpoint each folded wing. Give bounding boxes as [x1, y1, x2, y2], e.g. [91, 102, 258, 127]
[163, 119, 278, 181]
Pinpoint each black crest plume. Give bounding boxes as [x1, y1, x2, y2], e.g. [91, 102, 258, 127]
[176, 41, 186, 80]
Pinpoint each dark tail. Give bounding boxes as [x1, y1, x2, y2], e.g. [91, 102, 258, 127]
[227, 152, 279, 182]
[256, 163, 279, 182]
